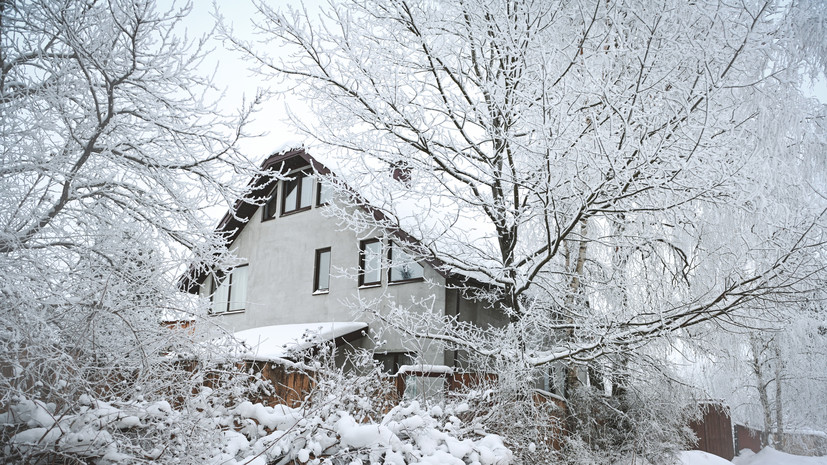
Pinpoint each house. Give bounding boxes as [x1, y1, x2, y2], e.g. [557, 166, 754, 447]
[181, 148, 508, 375]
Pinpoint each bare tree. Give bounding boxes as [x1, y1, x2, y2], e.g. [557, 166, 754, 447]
[0, 0, 264, 462]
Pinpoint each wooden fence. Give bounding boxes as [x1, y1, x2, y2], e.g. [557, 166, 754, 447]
[734, 423, 762, 454]
[689, 402, 734, 460]
[247, 361, 315, 408]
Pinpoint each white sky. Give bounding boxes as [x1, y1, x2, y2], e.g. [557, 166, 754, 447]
[174, 0, 325, 163]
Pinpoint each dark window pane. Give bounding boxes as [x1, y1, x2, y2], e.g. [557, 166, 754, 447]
[317, 181, 332, 205]
[211, 276, 229, 313]
[360, 239, 382, 285]
[373, 352, 413, 374]
[228, 266, 248, 311]
[283, 178, 299, 213]
[211, 265, 248, 313]
[263, 187, 278, 220]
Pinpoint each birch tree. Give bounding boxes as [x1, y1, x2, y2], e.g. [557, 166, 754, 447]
[0, 0, 263, 461]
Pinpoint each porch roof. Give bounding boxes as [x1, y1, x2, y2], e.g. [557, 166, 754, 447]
[233, 321, 368, 362]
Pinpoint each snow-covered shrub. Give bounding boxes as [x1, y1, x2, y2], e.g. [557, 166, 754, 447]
[224, 397, 513, 465]
[0, 359, 272, 464]
[224, 345, 515, 465]
[0, 350, 516, 464]
[560, 363, 699, 465]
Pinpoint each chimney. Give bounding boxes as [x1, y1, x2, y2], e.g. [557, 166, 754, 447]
[391, 160, 412, 187]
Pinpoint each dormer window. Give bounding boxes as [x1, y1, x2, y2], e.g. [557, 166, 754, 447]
[391, 160, 412, 187]
[262, 186, 278, 221]
[282, 171, 313, 215]
[316, 179, 333, 206]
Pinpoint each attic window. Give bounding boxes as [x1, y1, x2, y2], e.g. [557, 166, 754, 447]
[262, 186, 278, 221]
[211, 265, 248, 313]
[391, 161, 411, 187]
[316, 179, 332, 206]
[388, 243, 424, 283]
[282, 171, 313, 215]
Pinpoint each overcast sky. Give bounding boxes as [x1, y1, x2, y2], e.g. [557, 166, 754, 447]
[176, 0, 325, 163]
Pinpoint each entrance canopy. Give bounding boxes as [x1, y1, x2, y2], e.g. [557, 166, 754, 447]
[233, 322, 368, 362]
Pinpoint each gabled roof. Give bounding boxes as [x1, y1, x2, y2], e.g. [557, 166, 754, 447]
[180, 147, 489, 293]
[212, 148, 328, 247]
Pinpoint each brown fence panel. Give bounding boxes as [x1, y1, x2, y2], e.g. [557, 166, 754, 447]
[689, 402, 734, 460]
[253, 361, 315, 408]
[734, 424, 762, 455]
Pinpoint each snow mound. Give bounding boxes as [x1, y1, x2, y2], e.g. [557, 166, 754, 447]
[679, 450, 734, 465]
[732, 447, 827, 465]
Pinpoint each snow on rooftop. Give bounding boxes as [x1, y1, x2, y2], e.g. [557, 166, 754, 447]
[397, 364, 454, 375]
[233, 322, 368, 362]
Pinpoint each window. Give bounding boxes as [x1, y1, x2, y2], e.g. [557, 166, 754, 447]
[211, 265, 248, 313]
[388, 243, 424, 283]
[281, 171, 313, 215]
[540, 364, 563, 395]
[314, 248, 331, 293]
[359, 239, 382, 286]
[316, 179, 333, 206]
[262, 186, 278, 221]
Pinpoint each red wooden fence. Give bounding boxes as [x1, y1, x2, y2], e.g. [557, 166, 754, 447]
[734, 424, 762, 454]
[689, 402, 734, 460]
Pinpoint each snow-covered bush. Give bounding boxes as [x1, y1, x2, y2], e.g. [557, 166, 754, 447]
[2, 354, 515, 465]
[222, 398, 513, 465]
[440, 367, 566, 464]
[560, 361, 700, 465]
[223, 345, 515, 465]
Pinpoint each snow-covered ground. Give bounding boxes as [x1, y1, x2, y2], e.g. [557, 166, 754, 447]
[680, 448, 827, 465]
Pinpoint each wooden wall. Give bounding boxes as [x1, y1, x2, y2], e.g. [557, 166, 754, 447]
[689, 402, 734, 460]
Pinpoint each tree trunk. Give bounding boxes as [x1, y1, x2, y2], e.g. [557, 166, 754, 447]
[774, 341, 785, 451]
[750, 335, 773, 448]
[564, 220, 589, 398]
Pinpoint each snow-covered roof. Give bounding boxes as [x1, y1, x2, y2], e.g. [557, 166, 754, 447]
[234, 321, 368, 362]
[397, 364, 454, 375]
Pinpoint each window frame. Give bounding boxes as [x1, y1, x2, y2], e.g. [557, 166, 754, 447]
[280, 170, 313, 216]
[315, 178, 332, 207]
[313, 247, 331, 294]
[209, 264, 249, 314]
[387, 242, 425, 284]
[358, 238, 382, 287]
[261, 185, 278, 221]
